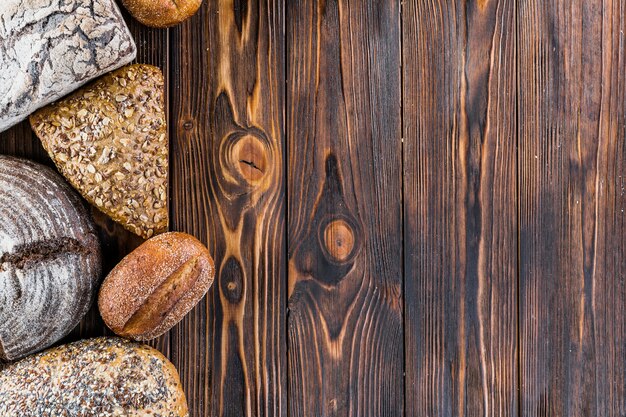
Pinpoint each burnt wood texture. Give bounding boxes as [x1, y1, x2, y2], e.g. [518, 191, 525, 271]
[2, 0, 626, 416]
[403, 1, 518, 416]
[287, 1, 403, 417]
[518, 1, 626, 416]
[169, 1, 285, 416]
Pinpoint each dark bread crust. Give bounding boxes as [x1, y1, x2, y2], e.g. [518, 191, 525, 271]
[0, 156, 102, 361]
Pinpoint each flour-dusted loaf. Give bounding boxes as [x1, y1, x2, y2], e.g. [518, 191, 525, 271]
[0, 0, 136, 132]
[31, 64, 169, 239]
[0, 337, 189, 416]
[0, 156, 102, 361]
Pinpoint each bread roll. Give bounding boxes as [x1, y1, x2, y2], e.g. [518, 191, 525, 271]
[99, 232, 215, 340]
[0, 0, 136, 132]
[0, 156, 101, 360]
[120, 0, 203, 28]
[30, 64, 168, 239]
[0, 337, 189, 416]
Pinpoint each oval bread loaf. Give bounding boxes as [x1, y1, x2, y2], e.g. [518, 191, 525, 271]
[0, 156, 101, 361]
[0, 337, 189, 416]
[99, 232, 215, 340]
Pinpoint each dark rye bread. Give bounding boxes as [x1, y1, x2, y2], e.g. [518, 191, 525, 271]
[0, 337, 189, 416]
[0, 0, 136, 132]
[0, 156, 102, 361]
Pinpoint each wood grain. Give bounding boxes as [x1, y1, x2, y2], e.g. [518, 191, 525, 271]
[168, 1, 286, 416]
[4, 0, 626, 414]
[518, 0, 626, 414]
[286, 1, 403, 416]
[403, 1, 518, 415]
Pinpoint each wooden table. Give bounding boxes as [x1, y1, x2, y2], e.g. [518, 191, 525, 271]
[2, 0, 626, 415]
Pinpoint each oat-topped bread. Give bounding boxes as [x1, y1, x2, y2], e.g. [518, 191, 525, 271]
[30, 64, 168, 239]
[0, 0, 136, 132]
[0, 337, 189, 416]
[0, 156, 101, 361]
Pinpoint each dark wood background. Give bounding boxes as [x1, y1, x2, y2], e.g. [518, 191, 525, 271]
[2, 0, 626, 415]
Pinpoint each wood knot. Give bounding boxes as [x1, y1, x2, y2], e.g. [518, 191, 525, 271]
[220, 129, 273, 193]
[220, 257, 244, 304]
[234, 135, 268, 183]
[182, 120, 194, 131]
[290, 154, 364, 287]
[323, 220, 355, 262]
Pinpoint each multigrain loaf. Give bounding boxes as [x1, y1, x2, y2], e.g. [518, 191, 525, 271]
[0, 0, 136, 132]
[0, 156, 101, 361]
[0, 337, 189, 417]
[120, 0, 203, 28]
[99, 232, 215, 340]
[30, 64, 168, 239]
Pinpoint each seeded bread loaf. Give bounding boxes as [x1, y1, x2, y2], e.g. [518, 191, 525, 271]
[0, 156, 101, 361]
[0, 0, 136, 132]
[30, 64, 168, 239]
[0, 337, 189, 416]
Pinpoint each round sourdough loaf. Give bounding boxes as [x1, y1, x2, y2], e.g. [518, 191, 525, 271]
[0, 156, 101, 361]
[0, 337, 189, 416]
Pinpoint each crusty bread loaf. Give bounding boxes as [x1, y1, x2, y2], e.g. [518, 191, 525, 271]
[0, 156, 101, 361]
[30, 64, 169, 239]
[0, 0, 136, 132]
[0, 337, 189, 416]
[120, 0, 203, 28]
[99, 232, 215, 340]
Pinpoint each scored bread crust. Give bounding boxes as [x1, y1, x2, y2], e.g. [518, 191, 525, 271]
[30, 64, 168, 239]
[0, 156, 102, 361]
[0, 337, 189, 416]
[99, 232, 215, 341]
[121, 0, 203, 28]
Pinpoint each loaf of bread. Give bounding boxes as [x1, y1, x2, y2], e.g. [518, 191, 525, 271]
[99, 232, 215, 340]
[0, 337, 189, 416]
[0, 156, 102, 361]
[120, 0, 203, 28]
[30, 64, 168, 239]
[0, 0, 136, 132]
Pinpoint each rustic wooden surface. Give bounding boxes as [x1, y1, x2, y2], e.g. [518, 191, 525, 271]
[403, 0, 518, 415]
[287, 1, 403, 416]
[1, 0, 626, 416]
[518, 1, 626, 415]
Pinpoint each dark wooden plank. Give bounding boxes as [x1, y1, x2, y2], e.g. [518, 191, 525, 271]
[286, 1, 403, 416]
[0, 121, 48, 162]
[168, 1, 286, 416]
[518, 0, 626, 414]
[403, 1, 518, 415]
